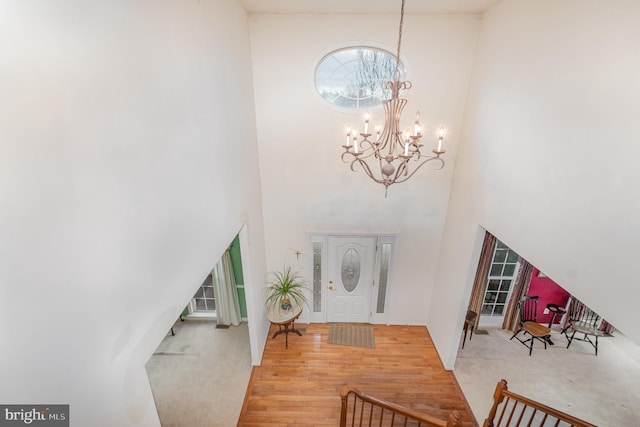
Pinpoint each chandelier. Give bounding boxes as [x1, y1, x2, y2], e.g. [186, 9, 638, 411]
[341, 0, 446, 196]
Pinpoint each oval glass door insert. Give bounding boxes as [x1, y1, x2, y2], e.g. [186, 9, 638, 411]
[341, 248, 361, 292]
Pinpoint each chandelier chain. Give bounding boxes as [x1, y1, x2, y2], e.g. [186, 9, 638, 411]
[395, 0, 406, 72]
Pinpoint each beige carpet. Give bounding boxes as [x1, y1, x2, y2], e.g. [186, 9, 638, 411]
[328, 323, 375, 348]
[454, 326, 640, 427]
[145, 320, 251, 427]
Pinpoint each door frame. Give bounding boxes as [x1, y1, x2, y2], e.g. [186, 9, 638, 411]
[307, 233, 397, 324]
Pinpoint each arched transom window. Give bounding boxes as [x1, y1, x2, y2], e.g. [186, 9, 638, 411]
[314, 46, 405, 110]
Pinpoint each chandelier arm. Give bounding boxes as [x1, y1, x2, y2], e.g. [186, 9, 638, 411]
[393, 156, 445, 184]
[341, 150, 376, 164]
[358, 139, 378, 159]
[359, 151, 377, 161]
[392, 159, 410, 181]
[350, 158, 387, 184]
[341, 139, 378, 163]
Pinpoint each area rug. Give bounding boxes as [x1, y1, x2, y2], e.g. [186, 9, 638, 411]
[328, 323, 375, 349]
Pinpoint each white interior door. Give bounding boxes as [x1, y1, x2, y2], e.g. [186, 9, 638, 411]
[327, 236, 376, 323]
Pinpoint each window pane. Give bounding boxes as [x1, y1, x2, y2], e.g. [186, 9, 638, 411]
[195, 299, 206, 311]
[377, 243, 391, 314]
[487, 279, 500, 290]
[194, 288, 204, 299]
[341, 248, 361, 292]
[206, 299, 215, 311]
[481, 304, 493, 315]
[500, 280, 512, 291]
[497, 292, 508, 303]
[494, 249, 507, 263]
[203, 287, 214, 299]
[506, 251, 519, 263]
[494, 305, 505, 315]
[484, 292, 497, 303]
[503, 264, 516, 277]
[313, 242, 323, 312]
[489, 264, 503, 276]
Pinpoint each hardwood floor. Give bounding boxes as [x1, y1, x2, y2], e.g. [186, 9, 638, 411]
[238, 323, 477, 427]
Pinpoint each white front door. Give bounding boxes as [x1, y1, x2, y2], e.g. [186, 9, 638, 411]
[327, 236, 376, 323]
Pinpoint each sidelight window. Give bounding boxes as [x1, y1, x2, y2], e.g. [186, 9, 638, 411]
[312, 242, 323, 312]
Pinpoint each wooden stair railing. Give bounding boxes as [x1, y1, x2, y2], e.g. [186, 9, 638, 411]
[483, 380, 597, 427]
[339, 386, 463, 427]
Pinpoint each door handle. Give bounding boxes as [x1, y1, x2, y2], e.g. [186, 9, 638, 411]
[329, 280, 335, 291]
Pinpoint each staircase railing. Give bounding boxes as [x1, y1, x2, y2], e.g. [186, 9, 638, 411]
[483, 379, 597, 427]
[339, 386, 463, 427]
[340, 380, 597, 427]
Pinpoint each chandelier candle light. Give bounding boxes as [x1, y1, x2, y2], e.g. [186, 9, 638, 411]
[341, 0, 446, 196]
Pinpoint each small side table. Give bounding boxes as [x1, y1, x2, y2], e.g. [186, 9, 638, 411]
[545, 303, 567, 346]
[267, 304, 303, 349]
[546, 303, 567, 328]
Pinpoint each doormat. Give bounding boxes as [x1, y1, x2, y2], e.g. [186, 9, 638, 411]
[215, 324, 230, 329]
[328, 323, 375, 349]
[475, 329, 489, 335]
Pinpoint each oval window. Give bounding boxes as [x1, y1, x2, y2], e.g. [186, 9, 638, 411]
[341, 248, 361, 292]
[315, 46, 405, 110]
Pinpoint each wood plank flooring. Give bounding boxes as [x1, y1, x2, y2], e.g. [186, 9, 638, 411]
[238, 323, 478, 427]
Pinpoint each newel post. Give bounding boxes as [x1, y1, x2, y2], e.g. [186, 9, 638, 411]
[446, 410, 463, 427]
[339, 386, 350, 427]
[483, 379, 508, 427]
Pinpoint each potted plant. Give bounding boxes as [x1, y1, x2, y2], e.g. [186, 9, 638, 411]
[264, 266, 310, 312]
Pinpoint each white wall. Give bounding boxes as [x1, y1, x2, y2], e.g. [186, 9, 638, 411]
[430, 0, 640, 369]
[0, 1, 269, 425]
[249, 13, 479, 324]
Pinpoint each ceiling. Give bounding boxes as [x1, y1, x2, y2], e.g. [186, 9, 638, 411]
[239, 0, 501, 15]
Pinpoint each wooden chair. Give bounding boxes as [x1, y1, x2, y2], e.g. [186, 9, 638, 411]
[462, 309, 477, 349]
[510, 296, 551, 356]
[562, 298, 604, 355]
